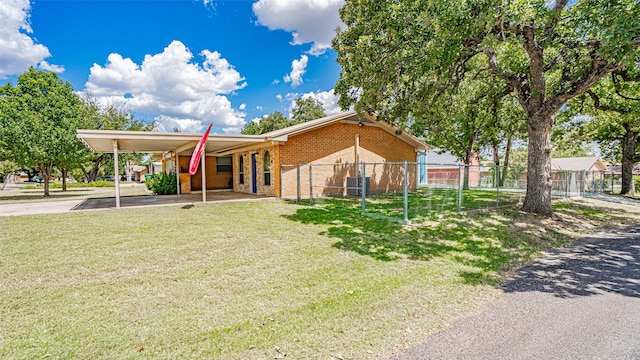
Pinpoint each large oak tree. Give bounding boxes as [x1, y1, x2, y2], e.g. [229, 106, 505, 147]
[333, 0, 640, 215]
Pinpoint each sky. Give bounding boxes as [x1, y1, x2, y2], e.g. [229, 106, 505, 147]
[0, 0, 346, 134]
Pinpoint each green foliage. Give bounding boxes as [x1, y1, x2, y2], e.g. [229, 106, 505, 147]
[291, 97, 326, 124]
[145, 172, 177, 195]
[241, 111, 289, 135]
[333, 0, 640, 215]
[241, 97, 327, 135]
[0, 68, 89, 196]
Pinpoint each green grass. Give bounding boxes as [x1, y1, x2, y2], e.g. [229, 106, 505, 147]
[1, 198, 639, 359]
[311, 187, 525, 222]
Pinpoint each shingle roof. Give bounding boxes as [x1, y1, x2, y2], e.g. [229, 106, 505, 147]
[263, 110, 429, 151]
[551, 157, 606, 171]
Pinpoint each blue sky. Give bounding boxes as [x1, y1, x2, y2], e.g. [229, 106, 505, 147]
[0, 0, 345, 133]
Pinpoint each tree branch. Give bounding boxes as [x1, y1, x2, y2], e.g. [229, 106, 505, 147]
[541, 0, 569, 45]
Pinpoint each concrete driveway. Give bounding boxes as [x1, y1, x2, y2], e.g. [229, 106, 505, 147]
[0, 190, 272, 216]
[393, 224, 640, 359]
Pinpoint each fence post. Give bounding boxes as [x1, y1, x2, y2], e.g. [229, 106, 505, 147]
[296, 164, 301, 202]
[361, 161, 366, 215]
[457, 164, 462, 213]
[495, 164, 500, 207]
[309, 163, 313, 204]
[403, 161, 409, 223]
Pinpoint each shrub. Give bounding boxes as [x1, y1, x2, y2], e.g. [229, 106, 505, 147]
[146, 172, 177, 195]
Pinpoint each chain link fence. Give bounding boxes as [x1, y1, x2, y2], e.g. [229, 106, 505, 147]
[281, 162, 618, 224]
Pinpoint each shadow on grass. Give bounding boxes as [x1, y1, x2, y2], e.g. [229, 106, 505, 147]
[285, 198, 638, 287]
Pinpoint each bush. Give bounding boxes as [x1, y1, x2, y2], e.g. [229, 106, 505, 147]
[146, 172, 177, 195]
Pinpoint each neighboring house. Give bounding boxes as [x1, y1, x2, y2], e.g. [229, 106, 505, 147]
[551, 156, 608, 173]
[77, 111, 429, 203]
[418, 148, 480, 187]
[550, 156, 608, 194]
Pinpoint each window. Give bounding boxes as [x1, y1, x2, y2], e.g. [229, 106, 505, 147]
[263, 151, 271, 186]
[238, 155, 244, 184]
[216, 156, 232, 173]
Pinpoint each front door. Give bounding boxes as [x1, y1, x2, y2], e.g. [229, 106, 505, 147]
[251, 153, 257, 193]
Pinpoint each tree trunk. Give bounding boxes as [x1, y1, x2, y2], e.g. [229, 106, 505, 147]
[522, 116, 553, 216]
[61, 168, 68, 192]
[39, 164, 53, 198]
[620, 126, 637, 196]
[501, 136, 512, 187]
[85, 155, 104, 183]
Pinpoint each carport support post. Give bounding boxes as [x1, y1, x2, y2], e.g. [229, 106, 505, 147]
[113, 139, 120, 208]
[201, 147, 207, 203]
[176, 154, 180, 195]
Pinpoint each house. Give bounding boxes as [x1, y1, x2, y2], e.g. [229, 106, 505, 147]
[418, 148, 481, 187]
[77, 111, 430, 206]
[551, 156, 608, 173]
[550, 156, 608, 194]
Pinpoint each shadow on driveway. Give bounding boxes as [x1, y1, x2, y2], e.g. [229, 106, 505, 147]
[70, 191, 271, 211]
[503, 224, 640, 298]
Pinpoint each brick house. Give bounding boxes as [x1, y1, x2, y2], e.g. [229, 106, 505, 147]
[77, 111, 429, 206]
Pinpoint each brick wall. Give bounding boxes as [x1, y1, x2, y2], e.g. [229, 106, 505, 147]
[178, 155, 232, 191]
[232, 144, 276, 196]
[279, 122, 418, 198]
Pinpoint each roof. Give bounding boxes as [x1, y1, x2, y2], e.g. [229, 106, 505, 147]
[551, 157, 607, 172]
[77, 129, 266, 156]
[77, 111, 429, 156]
[263, 110, 429, 151]
[426, 148, 461, 165]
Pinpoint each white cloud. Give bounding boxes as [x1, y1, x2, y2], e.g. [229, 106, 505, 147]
[84, 41, 247, 133]
[0, 0, 63, 77]
[253, 0, 345, 55]
[38, 61, 65, 73]
[283, 55, 308, 88]
[275, 94, 283, 101]
[239, 103, 247, 110]
[287, 89, 342, 115]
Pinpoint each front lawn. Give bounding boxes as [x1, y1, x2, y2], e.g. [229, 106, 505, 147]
[1, 198, 638, 359]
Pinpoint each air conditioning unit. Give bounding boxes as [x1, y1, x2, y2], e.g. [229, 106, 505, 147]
[346, 176, 370, 196]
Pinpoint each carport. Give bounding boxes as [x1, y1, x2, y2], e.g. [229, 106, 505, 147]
[77, 130, 267, 208]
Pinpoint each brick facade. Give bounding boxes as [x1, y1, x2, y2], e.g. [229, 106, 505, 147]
[232, 122, 420, 198]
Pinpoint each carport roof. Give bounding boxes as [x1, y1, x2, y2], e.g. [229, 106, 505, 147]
[77, 129, 266, 156]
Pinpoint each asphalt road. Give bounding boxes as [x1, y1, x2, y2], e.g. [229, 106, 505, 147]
[393, 224, 640, 360]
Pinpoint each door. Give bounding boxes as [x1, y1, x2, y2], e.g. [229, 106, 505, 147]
[251, 153, 257, 193]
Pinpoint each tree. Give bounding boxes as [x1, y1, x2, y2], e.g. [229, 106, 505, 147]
[0, 160, 19, 190]
[0, 68, 87, 197]
[78, 98, 152, 182]
[562, 69, 640, 196]
[291, 97, 327, 124]
[241, 111, 289, 135]
[333, 0, 640, 216]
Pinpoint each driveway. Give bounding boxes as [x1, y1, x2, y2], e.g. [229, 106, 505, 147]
[0, 190, 272, 216]
[392, 224, 640, 359]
